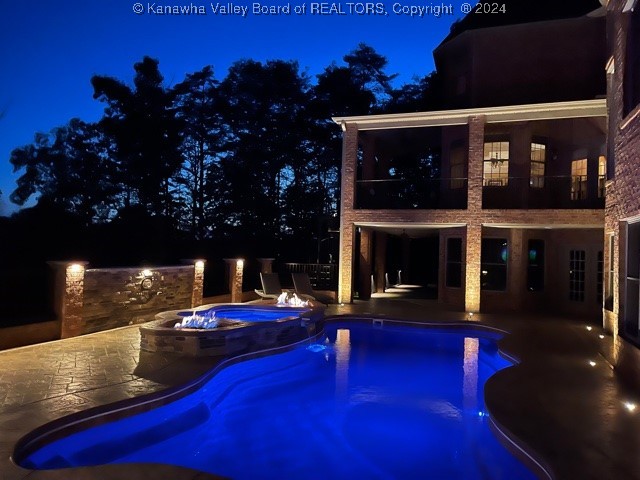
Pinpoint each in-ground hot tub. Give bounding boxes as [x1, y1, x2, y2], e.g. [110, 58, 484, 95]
[140, 303, 325, 357]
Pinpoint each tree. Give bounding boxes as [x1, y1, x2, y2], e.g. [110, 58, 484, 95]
[343, 43, 398, 110]
[385, 72, 444, 113]
[10, 119, 117, 224]
[217, 59, 310, 240]
[91, 56, 183, 218]
[172, 66, 227, 239]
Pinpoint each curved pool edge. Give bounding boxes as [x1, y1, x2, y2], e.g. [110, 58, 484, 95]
[325, 314, 556, 480]
[12, 315, 555, 480]
[11, 328, 326, 471]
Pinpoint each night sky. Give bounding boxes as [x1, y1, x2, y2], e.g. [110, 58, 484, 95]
[0, 1, 466, 214]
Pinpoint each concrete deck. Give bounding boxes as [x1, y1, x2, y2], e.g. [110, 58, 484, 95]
[1, 299, 640, 479]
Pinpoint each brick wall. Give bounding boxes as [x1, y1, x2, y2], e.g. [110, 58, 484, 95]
[603, 0, 640, 334]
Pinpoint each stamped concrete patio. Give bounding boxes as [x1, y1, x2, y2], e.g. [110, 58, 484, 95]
[1, 298, 640, 479]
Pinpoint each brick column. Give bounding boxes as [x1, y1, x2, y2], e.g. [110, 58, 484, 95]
[467, 115, 485, 213]
[465, 116, 485, 313]
[359, 228, 373, 299]
[465, 225, 482, 313]
[257, 258, 275, 273]
[48, 261, 89, 339]
[192, 260, 205, 307]
[224, 259, 244, 303]
[375, 231, 387, 293]
[338, 123, 359, 304]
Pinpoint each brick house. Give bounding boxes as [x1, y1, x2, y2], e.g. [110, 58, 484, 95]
[334, 0, 639, 334]
[604, 0, 640, 342]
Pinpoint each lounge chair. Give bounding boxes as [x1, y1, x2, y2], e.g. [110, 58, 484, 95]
[291, 273, 332, 304]
[255, 273, 285, 300]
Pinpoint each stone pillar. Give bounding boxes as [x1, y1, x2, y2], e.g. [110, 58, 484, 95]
[465, 225, 482, 313]
[375, 232, 387, 293]
[359, 228, 373, 300]
[192, 260, 205, 308]
[467, 116, 485, 213]
[338, 123, 358, 304]
[48, 261, 89, 339]
[224, 259, 244, 304]
[257, 258, 275, 273]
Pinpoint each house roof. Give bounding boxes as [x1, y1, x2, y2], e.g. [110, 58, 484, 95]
[332, 99, 607, 131]
[439, 0, 604, 46]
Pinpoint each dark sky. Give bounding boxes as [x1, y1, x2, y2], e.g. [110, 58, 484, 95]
[0, 1, 468, 214]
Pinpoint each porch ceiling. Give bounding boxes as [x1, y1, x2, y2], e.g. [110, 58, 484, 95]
[482, 223, 604, 229]
[355, 222, 465, 238]
[333, 99, 607, 131]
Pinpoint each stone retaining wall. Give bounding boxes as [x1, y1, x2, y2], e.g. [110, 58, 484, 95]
[50, 262, 205, 338]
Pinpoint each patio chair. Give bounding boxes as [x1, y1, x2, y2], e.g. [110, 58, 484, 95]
[255, 273, 284, 300]
[291, 273, 332, 304]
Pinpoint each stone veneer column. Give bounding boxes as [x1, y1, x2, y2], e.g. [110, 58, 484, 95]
[48, 261, 89, 339]
[465, 115, 485, 313]
[224, 259, 244, 303]
[192, 260, 205, 308]
[257, 258, 275, 273]
[338, 123, 358, 303]
[375, 231, 387, 293]
[359, 228, 373, 300]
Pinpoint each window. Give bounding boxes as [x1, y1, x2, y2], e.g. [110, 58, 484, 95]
[598, 156, 607, 198]
[569, 250, 586, 302]
[446, 238, 463, 288]
[527, 239, 544, 292]
[571, 159, 588, 200]
[483, 141, 509, 187]
[530, 143, 546, 188]
[597, 250, 604, 305]
[624, 5, 640, 116]
[481, 238, 508, 291]
[450, 144, 465, 189]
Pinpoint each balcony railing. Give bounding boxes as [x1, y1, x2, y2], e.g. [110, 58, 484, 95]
[482, 176, 605, 209]
[353, 176, 604, 210]
[355, 178, 468, 210]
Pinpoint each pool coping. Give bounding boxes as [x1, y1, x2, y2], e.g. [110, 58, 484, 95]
[11, 315, 553, 480]
[3, 302, 638, 480]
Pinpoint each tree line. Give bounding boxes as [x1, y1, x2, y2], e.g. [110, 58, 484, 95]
[6, 44, 441, 261]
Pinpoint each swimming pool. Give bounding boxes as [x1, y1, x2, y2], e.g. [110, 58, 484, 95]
[17, 322, 539, 479]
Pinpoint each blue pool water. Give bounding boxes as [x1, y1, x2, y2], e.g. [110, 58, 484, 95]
[21, 323, 536, 479]
[177, 306, 309, 322]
